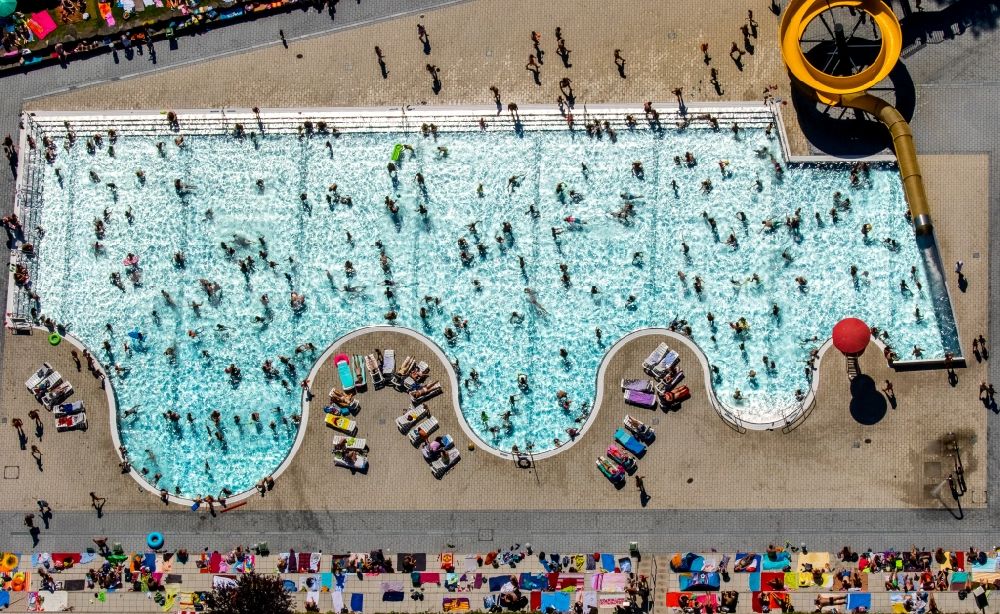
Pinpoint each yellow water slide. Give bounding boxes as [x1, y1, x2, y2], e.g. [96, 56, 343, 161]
[778, 0, 932, 234]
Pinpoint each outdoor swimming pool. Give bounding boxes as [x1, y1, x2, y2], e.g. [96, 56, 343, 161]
[16, 108, 958, 496]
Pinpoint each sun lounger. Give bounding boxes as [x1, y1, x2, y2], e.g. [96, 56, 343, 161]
[650, 350, 680, 379]
[325, 414, 358, 435]
[381, 349, 395, 378]
[395, 404, 429, 433]
[331, 435, 367, 451]
[25, 363, 53, 391]
[366, 353, 385, 389]
[402, 361, 430, 390]
[352, 355, 367, 392]
[408, 416, 439, 445]
[42, 381, 73, 409]
[621, 378, 653, 393]
[9, 316, 32, 334]
[623, 414, 654, 442]
[623, 389, 657, 408]
[333, 450, 368, 471]
[32, 370, 62, 398]
[659, 385, 691, 405]
[614, 427, 646, 456]
[334, 354, 355, 393]
[657, 369, 685, 391]
[393, 356, 415, 389]
[596, 456, 626, 483]
[641, 343, 669, 374]
[606, 445, 637, 473]
[53, 400, 84, 418]
[430, 448, 460, 477]
[56, 413, 87, 432]
[419, 434, 455, 461]
[410, 381, 442, 404]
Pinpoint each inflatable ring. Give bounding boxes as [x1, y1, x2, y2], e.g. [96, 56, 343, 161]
[146, 531, 164, 550]
[516, 456, 531, 469]
[47, 332, 61, 346]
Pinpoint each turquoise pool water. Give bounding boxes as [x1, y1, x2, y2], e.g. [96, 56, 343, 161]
[25, 115, 956, 495]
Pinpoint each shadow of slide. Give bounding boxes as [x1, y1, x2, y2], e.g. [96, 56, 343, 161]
[849, 374, 888, 425]
[791, 44, 916, 157]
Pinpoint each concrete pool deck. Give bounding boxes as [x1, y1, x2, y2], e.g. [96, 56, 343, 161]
[0, 152, 988, 513]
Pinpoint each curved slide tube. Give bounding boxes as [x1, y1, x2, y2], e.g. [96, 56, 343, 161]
[779, 0, 902, 104]
[839, 92, 931, 235]
[779, 0, 932, 235]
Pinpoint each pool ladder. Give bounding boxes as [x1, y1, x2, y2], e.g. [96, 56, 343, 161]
[846, 356, 860, 381]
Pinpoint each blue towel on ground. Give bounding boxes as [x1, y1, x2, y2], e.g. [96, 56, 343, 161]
[519, 573, 548, 590]
[351, 593, 364, 611]
[488, 575, 510, 591]
[541, 591, 572, 612]
[321, 572, 333, 589]
[282, 579, 296, 592]
[680, 572, 721, 591]
[0, 592, 9, 608]
[748, 573, 761, 591]
[80, 552, 95, 564]
[761, 553, 790, 571]
[143, 553, 156, 569]
[541, 559, 557, 572]
[619, 558, 633, 573]
[484, 595, 498, 609]
[382, 590, 404, 602]
[688, 556, 705, 572]
[600, 554, 616, 571]
[585, 555, 596, 571]
[847, 593, 871, 612]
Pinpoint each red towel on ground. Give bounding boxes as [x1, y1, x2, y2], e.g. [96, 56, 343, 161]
[208, 552, 222, 573]
[752, 591, 788, 613]
[298, 552, 312, 571]
[666, 593, 693, 607]
[761, 572, 785, 590]
[530, 590, 541, 611]
[51, 553, 81, 566]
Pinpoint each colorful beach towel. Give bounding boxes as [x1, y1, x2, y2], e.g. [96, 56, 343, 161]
[679, 572, 721, 591]
[519, 573, 548, 590]
[751, 591, 790, 613]
[847, 593, 872, 612]
[26, 11, 57, 40]
[440, 552, 454, 570]
[735, 553, 761, 572]
[600, 553, 616, 571]
[443, 597, 471, 612]
[761, 552, 791, 571]
[541, 591, 572, 612]
[98, 2, 115, 26]
[970, 556, 998, 573]
[798, 552, 831, 572]
[489, 575, 512, 591]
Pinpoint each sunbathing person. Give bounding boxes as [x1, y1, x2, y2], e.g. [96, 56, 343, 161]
[815, 595, 846, 607]
[733, 553, 756, 572]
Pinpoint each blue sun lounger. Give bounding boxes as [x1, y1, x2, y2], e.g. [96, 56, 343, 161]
[614, 428, 646, 456]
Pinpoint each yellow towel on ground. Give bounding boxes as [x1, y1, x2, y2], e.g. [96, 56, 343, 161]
[797, 552, 831, 571]
[162, 587, 178, 611]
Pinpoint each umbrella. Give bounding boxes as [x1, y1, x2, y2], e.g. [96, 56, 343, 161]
[0, 0, 16, 17]
[832, 317, 871, 356]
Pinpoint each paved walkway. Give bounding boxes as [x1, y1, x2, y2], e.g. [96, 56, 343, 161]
[0, 0, 998, 575]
